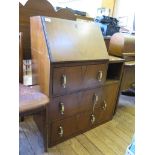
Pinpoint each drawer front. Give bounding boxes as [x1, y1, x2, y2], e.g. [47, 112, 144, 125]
[88, 107, 111, 126]
[49, 87, 106, 121]
[53, 66, 82, 96]
[49, 93, 79, 121]
[79, 87, 105, 112]
[52, 64, 107, 96]
[92, 83, 119, 124]
[49, 85, 119, 146]
[76, 111, 105, 131]
[50, 116, 78, 144]
[94, 108, 109, 124]
[104, 83, 119, 116]
[83, 64, 107, 89]
[50, 112, 94, 145]
[77, 111, 92, 131]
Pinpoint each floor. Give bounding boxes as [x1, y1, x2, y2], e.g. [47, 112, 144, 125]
[19, 95, 135, 155]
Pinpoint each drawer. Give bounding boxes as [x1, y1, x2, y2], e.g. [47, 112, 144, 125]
[87, 107, 111, 126]
[89, 83, 119, 125]
[77, 112, 92, 131]
[79, 87, 105, 111]
[49, 112, 93, 145]
[52, 64, 107, 96]
[49, 87, 106, 121]
[50, 116, 78, 145]
[49, 93, 79, 121]
[92, 83, 119, 124]
[49, 94, 118, 146]
[94, 108, 110, 124]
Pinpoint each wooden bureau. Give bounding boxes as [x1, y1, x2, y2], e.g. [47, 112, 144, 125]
[30, 16, 124, 147]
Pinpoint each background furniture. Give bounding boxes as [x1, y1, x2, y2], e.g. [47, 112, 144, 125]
[30, 16, 124, 147]
[19, 31, 49, 151]
[19, 32, 23, 83]
[104, 36, 111, 51]
[108, 32, 135, 91]
[19, 0, 77, 60]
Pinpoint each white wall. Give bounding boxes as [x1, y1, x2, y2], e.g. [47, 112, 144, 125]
[20, 0, 102, 17]
[49, 0, 102, 17]
[113, 0, 135, 32]
[19, 0, 28, 5]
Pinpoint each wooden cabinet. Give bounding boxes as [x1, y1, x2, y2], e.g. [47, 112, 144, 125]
[30, 16, 124, 147]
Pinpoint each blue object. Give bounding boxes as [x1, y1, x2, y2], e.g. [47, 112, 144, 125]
[125, 135, 135, 155]
[129, 135, 135, 154]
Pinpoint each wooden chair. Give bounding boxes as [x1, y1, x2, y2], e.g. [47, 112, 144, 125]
[19, 32, 49, 151]
[19, 83, 49, 117]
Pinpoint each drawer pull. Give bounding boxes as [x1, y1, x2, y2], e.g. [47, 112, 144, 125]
[93, 94, 99, 104]
[97, 70, 103, 82]
[93, 94, 98, 113]
[60, 102, 64, 115]
[91, 114, 95, 124]
[58, 126, 63, 137]
[61, 74, 67, 88]
[103, 100, 107, 110]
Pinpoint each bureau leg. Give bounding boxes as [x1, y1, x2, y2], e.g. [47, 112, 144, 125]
[33, 108, 48, 152]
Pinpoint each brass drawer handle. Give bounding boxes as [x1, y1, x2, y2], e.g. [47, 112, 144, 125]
[91, 114, 95, 124]
[97, 70, 103, 82]
[60, 102, 64, 115]
[92, 94, 98, 113]
[61, 74, 67, 88]
[103, 100, 107, 110]
[93, 94, 99, 104]
[58, 126, 63, 137]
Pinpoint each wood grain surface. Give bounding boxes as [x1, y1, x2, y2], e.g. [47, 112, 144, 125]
[43, 17, 109, 62]
[20, 0, 77, 59]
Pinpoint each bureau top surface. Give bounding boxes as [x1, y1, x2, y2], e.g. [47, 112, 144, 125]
[42, 16, 109, 63]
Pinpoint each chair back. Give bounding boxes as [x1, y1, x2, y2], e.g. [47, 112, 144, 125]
[19, 32, 23, 83]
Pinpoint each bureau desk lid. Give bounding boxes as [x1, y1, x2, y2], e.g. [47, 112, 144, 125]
[41, 16, 109, 62]
[109, 33, 135, 57]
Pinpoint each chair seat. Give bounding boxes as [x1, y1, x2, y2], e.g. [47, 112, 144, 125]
[19, 84, 49, 114]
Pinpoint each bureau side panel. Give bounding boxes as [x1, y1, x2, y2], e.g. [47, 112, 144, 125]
[120, 62, 135, 91]
[30, 16, 50, 96]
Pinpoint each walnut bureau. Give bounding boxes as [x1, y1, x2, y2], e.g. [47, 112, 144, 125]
[30, 16, 124, 147]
